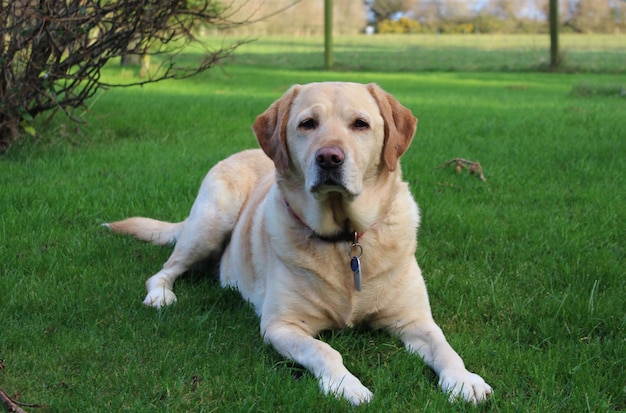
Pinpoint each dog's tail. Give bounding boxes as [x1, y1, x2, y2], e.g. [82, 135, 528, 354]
[104, 217, 185, 246]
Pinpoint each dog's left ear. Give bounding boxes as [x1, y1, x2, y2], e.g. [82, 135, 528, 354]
[367, 83, 418, 171]
[252, 85, 302, 174]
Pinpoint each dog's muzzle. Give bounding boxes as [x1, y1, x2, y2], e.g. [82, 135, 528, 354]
[310, 147, 352, 197]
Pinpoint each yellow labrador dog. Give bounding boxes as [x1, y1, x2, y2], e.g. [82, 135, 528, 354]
[106, 82, 492, 405]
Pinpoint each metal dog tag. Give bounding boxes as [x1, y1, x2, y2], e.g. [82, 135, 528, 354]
[348, 232, 363, 292]
[350, 256, 362, 291]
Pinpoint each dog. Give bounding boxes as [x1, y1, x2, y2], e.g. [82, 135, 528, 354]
[106, 82, 492, 405]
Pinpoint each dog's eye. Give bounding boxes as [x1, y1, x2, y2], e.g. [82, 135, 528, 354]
[352, 118, 370, 130]
[298, 118, 317, 130]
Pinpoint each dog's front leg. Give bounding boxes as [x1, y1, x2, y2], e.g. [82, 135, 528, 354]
[399, 319, 492, 404]
[262, 322, 374, 405]
[378, 261, 492, 404]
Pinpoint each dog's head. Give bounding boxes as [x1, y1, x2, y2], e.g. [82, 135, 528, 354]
[252, 82, 417, 200]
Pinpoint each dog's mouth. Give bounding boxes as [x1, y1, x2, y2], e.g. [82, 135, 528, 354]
[310, 171, 356, 199]
[311, 179, 346, 193]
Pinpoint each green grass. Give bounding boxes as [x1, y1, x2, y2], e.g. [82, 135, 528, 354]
[207, 34, 626, 73]
[1, 48, 625, 411]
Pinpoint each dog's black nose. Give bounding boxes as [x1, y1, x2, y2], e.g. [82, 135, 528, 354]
[315, 147, 345, 170]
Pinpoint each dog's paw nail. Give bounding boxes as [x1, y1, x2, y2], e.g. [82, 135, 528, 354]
[439, 369, 492, 404]
[143, 289, 177, 308]
[322, 375, 373, 406]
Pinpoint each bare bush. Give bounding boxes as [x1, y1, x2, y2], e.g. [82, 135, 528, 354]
[0, 0, 247, 151]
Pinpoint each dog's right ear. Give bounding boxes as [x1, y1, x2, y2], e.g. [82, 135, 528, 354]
[252, 85, 301, 174]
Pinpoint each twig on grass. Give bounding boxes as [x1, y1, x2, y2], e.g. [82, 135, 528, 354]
[0, 387, 45, 413]
[0, 388, 27, 413]
[442, 158, 487, 182]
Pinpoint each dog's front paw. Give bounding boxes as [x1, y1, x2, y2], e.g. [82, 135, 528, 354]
[439, 369, 492, 405]
[320, 374, 374, 406]
[143, 288, 177, 308]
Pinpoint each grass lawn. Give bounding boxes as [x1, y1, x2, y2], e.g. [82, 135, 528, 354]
[1, 38, 625, 411]
[216, 34, 626, 73]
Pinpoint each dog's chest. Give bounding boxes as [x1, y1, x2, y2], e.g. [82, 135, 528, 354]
[305, 248, 393, 328]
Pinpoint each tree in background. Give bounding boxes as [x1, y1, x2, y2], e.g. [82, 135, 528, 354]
[483, 0, 527, 20]
[222, 0, 366, 36]
[334, 1, 368, 34]
[408, 0, 473, 26]
[409, 0, 451, 27]
[377, 0, 625, 34]
[0, 0, 246, 151]
[537, 0, 624, 32]
[369, 0, 410, 23]
[537, 0, 574, 28]
[570, 0, 616, 32]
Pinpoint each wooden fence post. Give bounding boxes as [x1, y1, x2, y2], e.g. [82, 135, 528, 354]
[549, 0, 560, 69]
[324, 0, 333, 69]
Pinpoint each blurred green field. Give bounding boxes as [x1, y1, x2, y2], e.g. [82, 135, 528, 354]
[208, 34, 626, 72]
[1, 43, 625, 412]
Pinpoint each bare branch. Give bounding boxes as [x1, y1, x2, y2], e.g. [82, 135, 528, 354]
[0, 0, 252, 150]
[0, 387, 44, 413]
